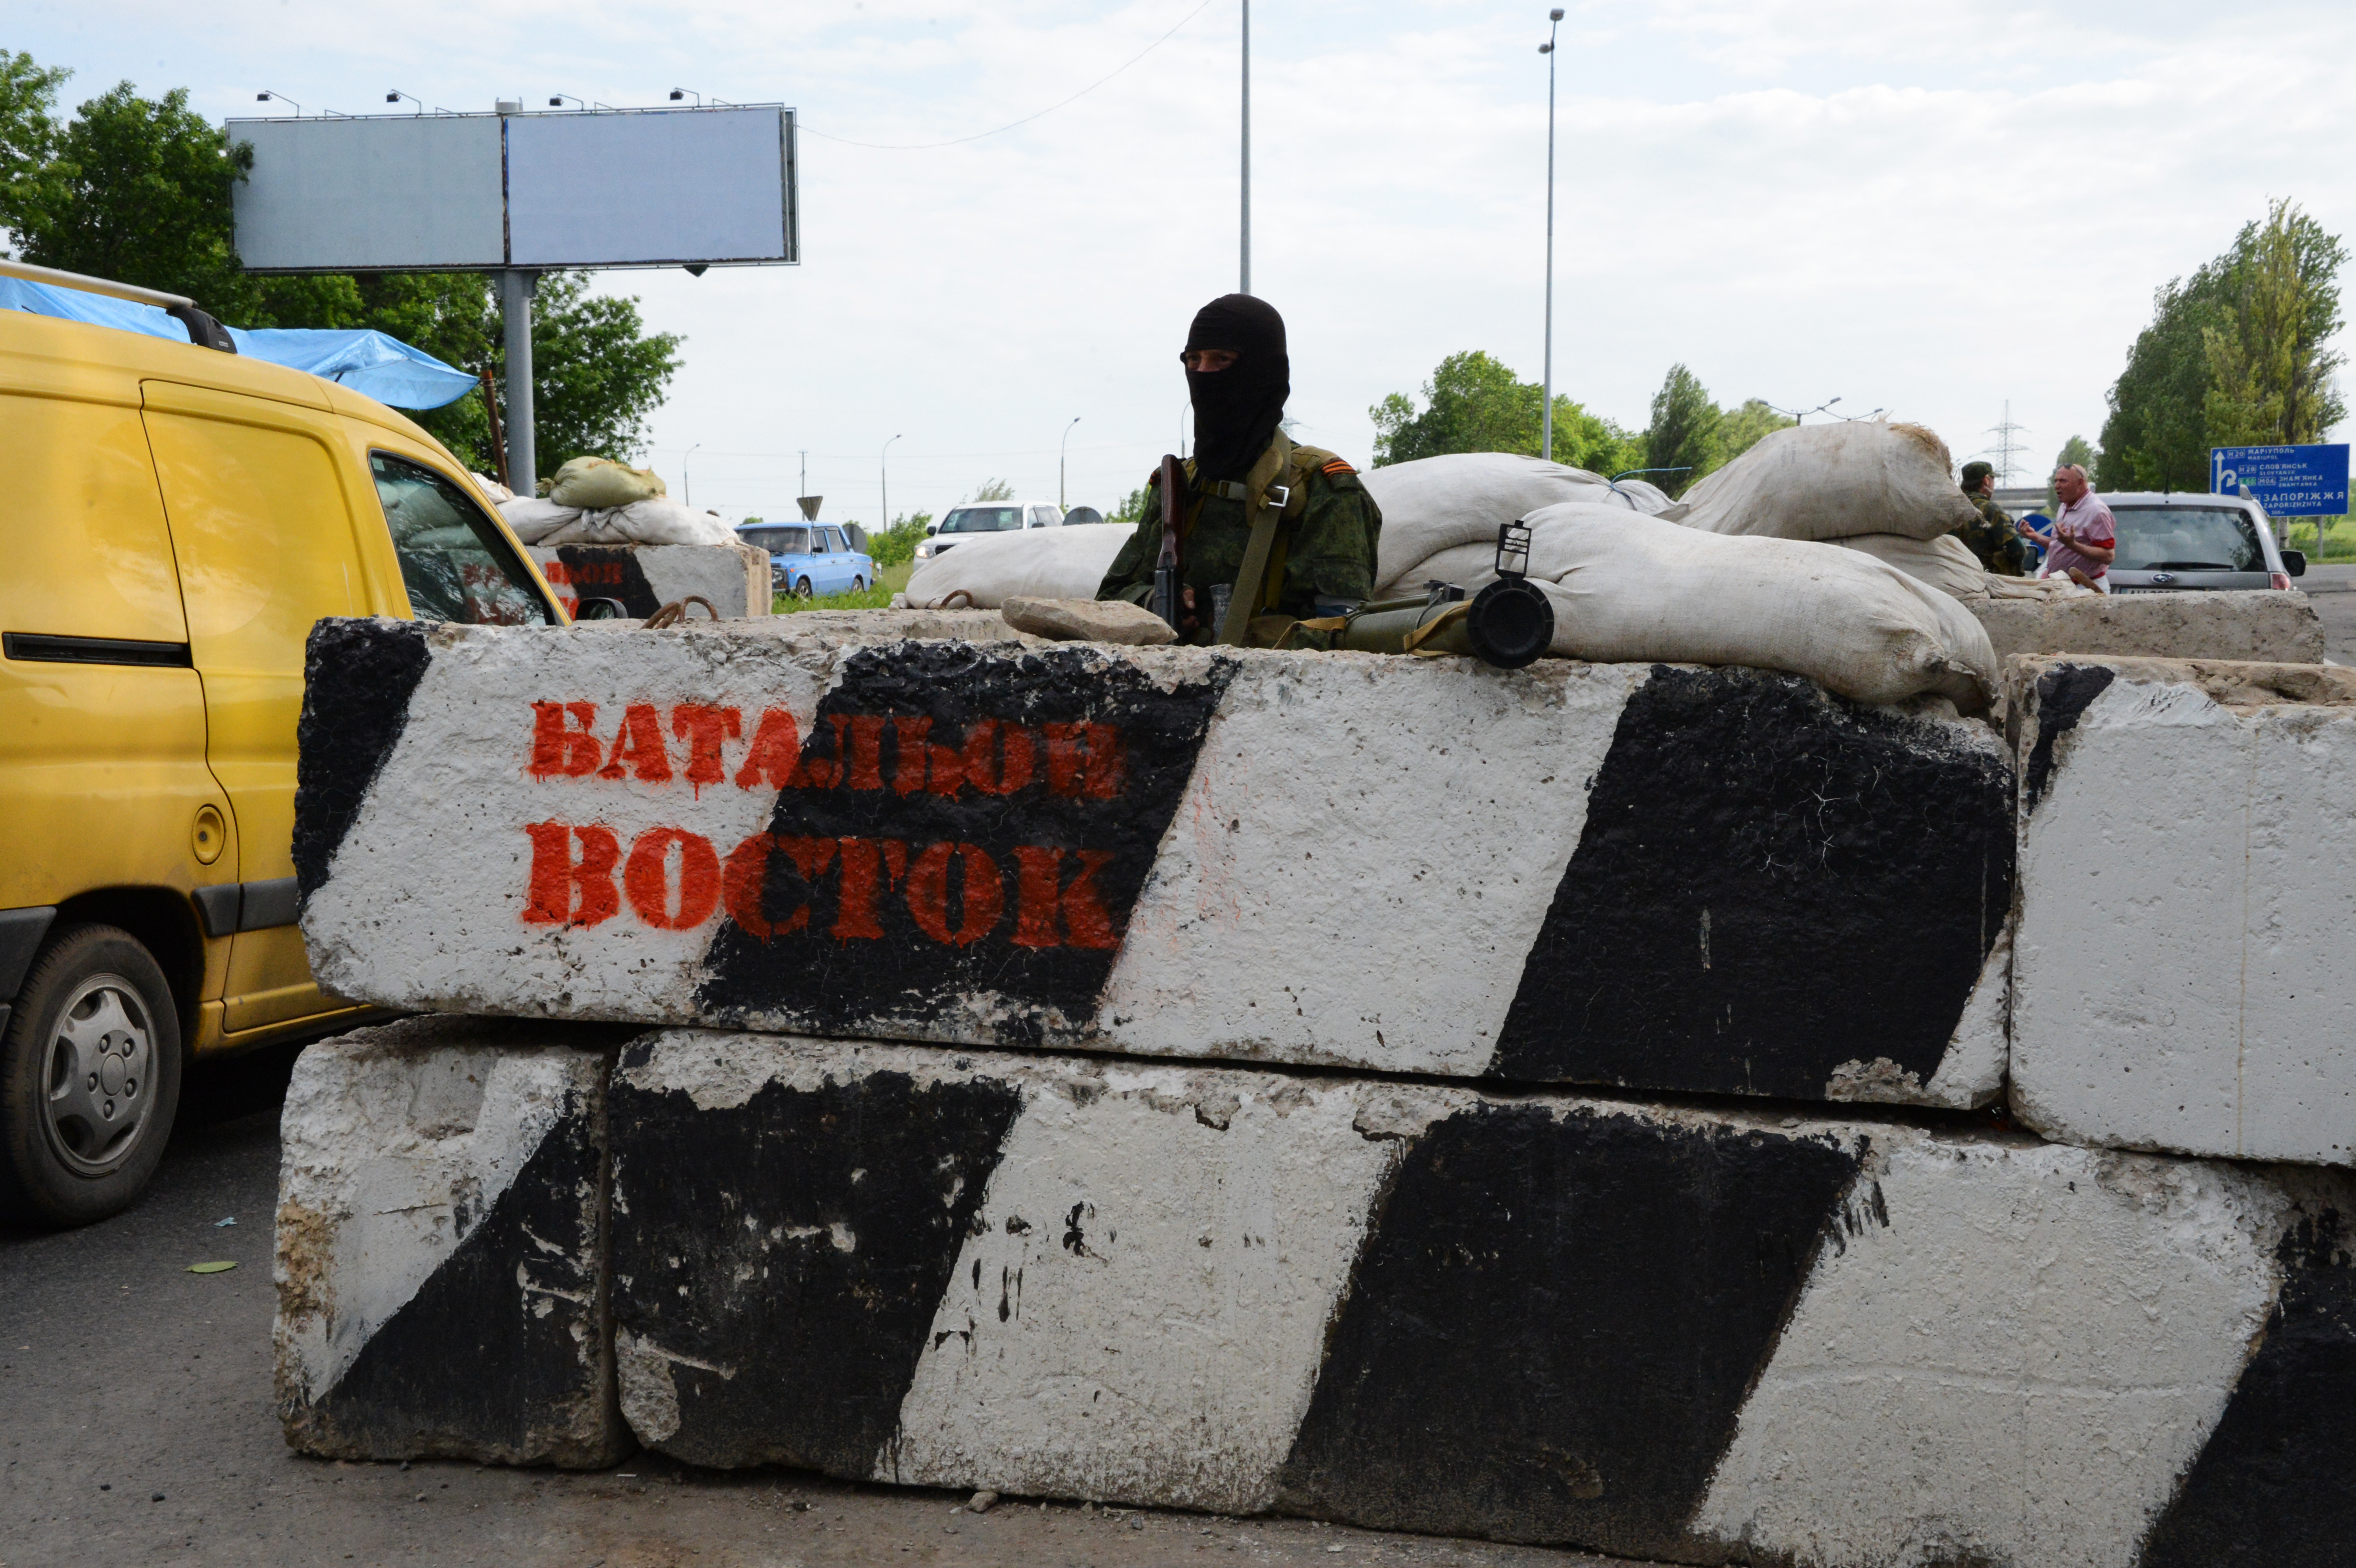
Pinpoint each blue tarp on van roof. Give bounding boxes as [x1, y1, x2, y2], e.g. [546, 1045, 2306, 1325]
[0, 275, 480, 410]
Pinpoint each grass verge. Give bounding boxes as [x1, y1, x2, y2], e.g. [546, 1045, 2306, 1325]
[775, 559, 913, 613]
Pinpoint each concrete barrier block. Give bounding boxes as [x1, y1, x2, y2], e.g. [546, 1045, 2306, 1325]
[273, 1015, 630, 1466]
[296, 618, 2012, 1106]
[529, 542, 771, 620]
[606, 1031, 2356, 1565]
[2012, 657, 2356, 1165]
[1968, 588, 2323, 664]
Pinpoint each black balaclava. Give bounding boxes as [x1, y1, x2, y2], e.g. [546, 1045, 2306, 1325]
[1185, 294, 1289, 484]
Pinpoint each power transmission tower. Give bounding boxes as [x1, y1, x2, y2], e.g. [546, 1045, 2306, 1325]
[1980, 401, 2030, 484]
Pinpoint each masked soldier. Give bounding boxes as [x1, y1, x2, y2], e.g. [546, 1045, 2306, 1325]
[1097, 294, 1382, 644]
[1952, 460, 2027, 576]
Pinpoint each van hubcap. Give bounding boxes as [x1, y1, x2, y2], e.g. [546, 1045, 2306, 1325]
[43, 977, 155, 1176]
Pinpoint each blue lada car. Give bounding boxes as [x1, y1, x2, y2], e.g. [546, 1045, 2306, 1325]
[737, 521, 876, 599]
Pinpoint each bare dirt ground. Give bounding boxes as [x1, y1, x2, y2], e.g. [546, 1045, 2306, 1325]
[0, 1044, 1637, 1568]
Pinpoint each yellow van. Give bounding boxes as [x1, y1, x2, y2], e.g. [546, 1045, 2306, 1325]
[1, 269, 569, 1225]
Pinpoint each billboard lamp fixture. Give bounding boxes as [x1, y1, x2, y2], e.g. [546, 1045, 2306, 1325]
[550, 94, 585, 110]
[386, 90, 424, 113]
[256, 90, 301, 115]
[670, 88, 702, 106]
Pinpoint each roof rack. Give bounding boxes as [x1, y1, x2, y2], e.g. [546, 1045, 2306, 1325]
[0, 257, 238, 353]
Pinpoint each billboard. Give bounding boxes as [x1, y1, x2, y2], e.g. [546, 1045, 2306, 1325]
[2211, 444, 2351, 518]
[229, 106, 798, 272]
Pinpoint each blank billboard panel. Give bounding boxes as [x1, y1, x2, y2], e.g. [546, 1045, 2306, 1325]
[507, 108, 795, 267]
[230, 117, 505, 271]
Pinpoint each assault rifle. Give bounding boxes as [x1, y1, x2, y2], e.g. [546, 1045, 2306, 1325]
[1150, 453, 1185, 633]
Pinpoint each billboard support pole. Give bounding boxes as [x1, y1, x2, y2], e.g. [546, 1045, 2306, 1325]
[501, 270, 538, 490]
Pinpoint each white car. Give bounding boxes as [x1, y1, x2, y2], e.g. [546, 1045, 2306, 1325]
[914, 500, 1066, 560]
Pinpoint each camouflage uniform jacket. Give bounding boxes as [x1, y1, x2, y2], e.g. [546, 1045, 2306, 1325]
[1952, 490, 2027, 576]
[1095, 432, 1383, 641]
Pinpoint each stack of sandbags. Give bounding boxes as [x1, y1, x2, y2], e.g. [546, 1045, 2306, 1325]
[490, 457, 740, 549]
[1362, 453, 1675, 596]
[900, 522, 1137, 608]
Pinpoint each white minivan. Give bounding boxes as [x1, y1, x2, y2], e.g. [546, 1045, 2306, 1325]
[914, 501, 1066, 561]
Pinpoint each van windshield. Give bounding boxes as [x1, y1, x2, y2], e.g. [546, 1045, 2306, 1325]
[940, 506, 1024, 534]
[2111, 506, 2265, 572]
[370, 454, 557, 625]
[742, 526, 811, 555]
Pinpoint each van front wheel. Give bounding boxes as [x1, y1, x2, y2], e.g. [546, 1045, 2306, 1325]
[0, 924, 183, 1228]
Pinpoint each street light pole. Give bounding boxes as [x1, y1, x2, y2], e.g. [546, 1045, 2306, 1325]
[683, 443, 702, 507]
[1060, 417, 1081, 510]
[1539, 8, 1563, 463]
[1240, 0, 1252, 295]
[880, 434, 903, 529]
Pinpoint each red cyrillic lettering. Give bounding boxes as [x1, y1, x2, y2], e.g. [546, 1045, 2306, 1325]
[835, 714, 889, 791]
[906, 841, 1004, 947]
[734, 708, 804, 789]
[831, 837, 910, 940]
[530, 701, 602, 780]
[1044, 722, 1124, 800]
[622, 828, 721, 930]
[721, 833, 837, 939]
[597, 703, 674, 783]
[523, 821, 621, 926]
[1011, 846, 1119, 949]
[960, 720, 1035, 796]
[892, 717, 934, 795]
[671, 704, 742, 795]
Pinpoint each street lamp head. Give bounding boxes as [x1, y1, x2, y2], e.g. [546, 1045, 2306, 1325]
[1538, 42, 1553, 52]
[1550, 7, 1564, 19]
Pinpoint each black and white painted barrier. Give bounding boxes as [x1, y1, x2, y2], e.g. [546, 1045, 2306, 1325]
[527, 542, 772, 620]
[2012, 656, 2356, 1166]
[293, 618, 2014, 1109]
[273, 1016, 630, 1466]
[282, 1024, 2356, 1564]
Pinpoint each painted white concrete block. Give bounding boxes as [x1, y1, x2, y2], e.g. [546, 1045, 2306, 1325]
[529, 541, 771, 620]
[273, 1014, 627, 1465]
[2011, 657, 2356, 1164]
[605, 1031, 2356, 1566]
[295, 617, 2015, 1105]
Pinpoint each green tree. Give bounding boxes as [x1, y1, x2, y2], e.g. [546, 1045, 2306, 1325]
[1714, 398, 1797, 469]
[972, 478, 1015, 501]
[1108, 484, 1151, 523]
[1368, 350, 1640, 474]
[1643, 364, 1722, 499]
[2100, 201, 2347, 492]
[868, 512, 932, 568]
[1, 61, 681, 481]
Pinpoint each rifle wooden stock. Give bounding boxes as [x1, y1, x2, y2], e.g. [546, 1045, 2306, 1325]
[1152, 453, 1184, 632]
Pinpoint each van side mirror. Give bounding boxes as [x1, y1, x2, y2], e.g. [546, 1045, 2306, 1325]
[2281, 549, 2307, 577]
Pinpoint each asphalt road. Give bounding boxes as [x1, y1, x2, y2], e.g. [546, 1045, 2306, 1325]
[2299, 565, 2356, 664]
[1, 1044, 1633, 1568]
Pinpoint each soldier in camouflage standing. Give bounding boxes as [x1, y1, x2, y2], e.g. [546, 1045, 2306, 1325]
[1097, 294, 1382, 644]
[1952, 460, 2027, 576]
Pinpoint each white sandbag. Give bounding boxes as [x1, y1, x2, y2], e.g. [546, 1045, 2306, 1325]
[598, 499, 737, 547]
[1827, 533, 1992, 600]
[547, 456, 667, 510]
[1680, 422, 1982, 544]
[471, 472, 515, 503]
[1518, 505, 2000, 712]
[904, 523, 1137, 609]
[495, 496, 584, 544]
[1363, 453, 1671, 595]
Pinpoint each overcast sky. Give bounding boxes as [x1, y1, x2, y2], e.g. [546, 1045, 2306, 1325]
[14, 0, 2354, 520]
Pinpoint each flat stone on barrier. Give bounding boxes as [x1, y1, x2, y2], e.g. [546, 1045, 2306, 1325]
[605, 1031, 2356, 1565]
[296, 619, 2014, 1107]
[1968, 588, 2323, 664]
[2011, 656, 2356, 1165]
[273, 1015, 631, 1466]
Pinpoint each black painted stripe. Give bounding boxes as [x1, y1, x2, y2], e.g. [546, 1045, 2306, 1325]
[607, 1043, 1025, 1472]
[2137, 1210, 2356, 1568]
[1276, 1103, 1861, 1557]
[2, 631, 192, 667]
[1489, 666, 2012, 1099]
[2021, 663, 2116, 813]
[293, 619, 433, 901]
[290, 1069, 622, 1465]
[693, 642, 1232, 1045]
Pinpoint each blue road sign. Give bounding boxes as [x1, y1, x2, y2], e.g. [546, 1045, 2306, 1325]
[2211, 444, 2351, 517]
